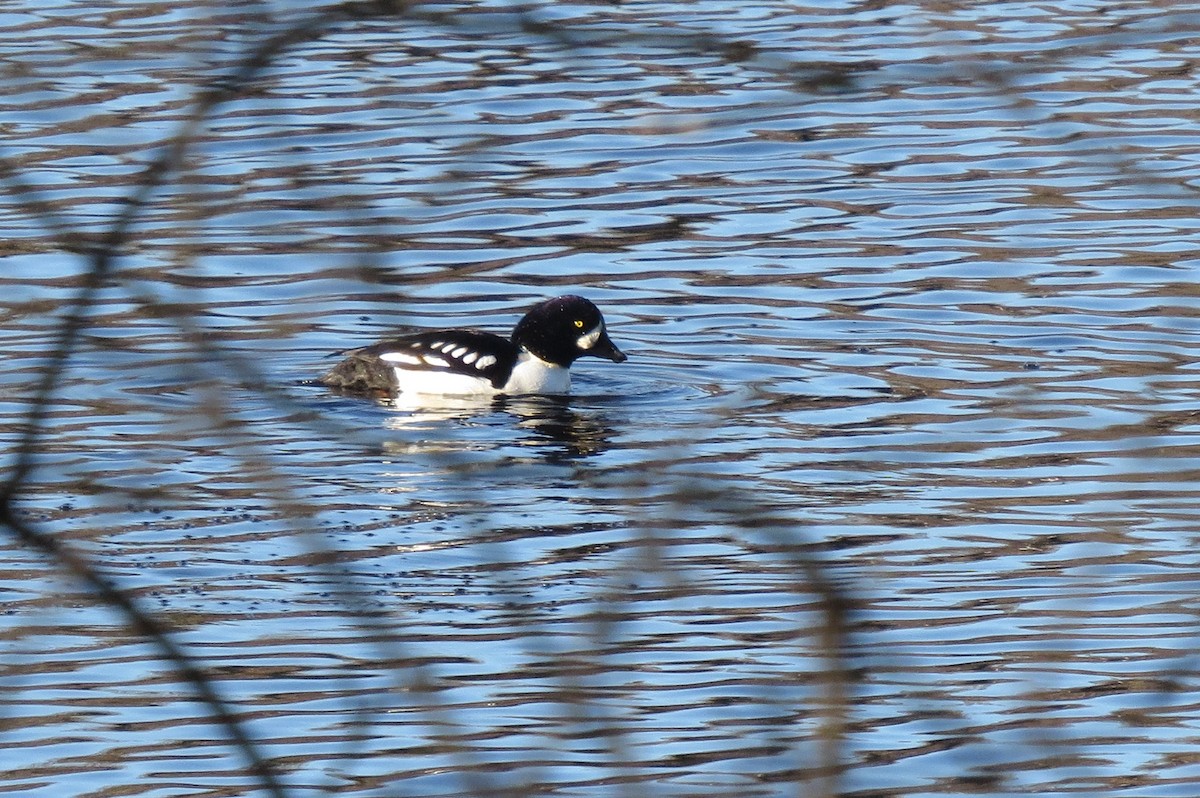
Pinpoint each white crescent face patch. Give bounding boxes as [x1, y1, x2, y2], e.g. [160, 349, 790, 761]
[576, 324, 603, 351]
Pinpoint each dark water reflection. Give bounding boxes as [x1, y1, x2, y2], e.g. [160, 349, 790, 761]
[4, 1, 1200, 796]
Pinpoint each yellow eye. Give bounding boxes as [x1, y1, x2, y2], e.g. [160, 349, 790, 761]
[574, 319, 584, 328]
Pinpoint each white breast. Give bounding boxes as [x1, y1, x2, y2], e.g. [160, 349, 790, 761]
[502, 351, 570, 395]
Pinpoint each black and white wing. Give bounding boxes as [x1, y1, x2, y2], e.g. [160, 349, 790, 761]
[322, 330, 518, 394]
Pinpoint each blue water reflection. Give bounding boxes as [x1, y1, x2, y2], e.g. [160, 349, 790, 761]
[4, 0, 1200, 796]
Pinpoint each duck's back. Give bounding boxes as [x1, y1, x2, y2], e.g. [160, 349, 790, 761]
[322, 330, 519, 397]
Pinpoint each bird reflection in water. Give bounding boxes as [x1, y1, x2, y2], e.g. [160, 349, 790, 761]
[378, 394, 615, 462]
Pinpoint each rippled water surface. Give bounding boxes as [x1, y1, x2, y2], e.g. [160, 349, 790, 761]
[4, 1, 1200, 796]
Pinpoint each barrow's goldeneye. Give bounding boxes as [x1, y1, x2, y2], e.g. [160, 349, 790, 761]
[321, 295, 626, 398]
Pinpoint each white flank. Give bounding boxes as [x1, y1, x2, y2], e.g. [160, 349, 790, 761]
[379, 352, 421, 365]
[386, 350, 569, 398]
[390, 367, 496, 397]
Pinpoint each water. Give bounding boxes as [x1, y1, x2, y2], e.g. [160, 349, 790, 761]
[3, 1, 1200, 796]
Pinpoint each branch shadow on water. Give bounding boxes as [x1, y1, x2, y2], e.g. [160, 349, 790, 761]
[7, 1, 1194, 796]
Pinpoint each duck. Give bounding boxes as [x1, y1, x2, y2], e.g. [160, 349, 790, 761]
[321, 295, 626, 398]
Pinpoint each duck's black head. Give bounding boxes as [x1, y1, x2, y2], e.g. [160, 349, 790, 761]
[512, 295, 627, 368]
